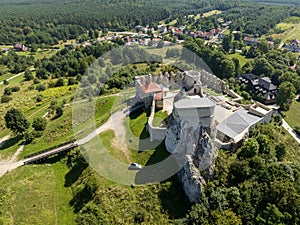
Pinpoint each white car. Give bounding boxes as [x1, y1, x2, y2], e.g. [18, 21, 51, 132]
[128, 162, 142, 170]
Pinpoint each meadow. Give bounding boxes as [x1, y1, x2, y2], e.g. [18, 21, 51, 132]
[228, 52, 251, 67]
[268, 16, 300, 43]
[282, 99, 300, 129]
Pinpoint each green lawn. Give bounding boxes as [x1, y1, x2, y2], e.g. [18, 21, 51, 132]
[99, 130, 130, 163]
[223, 29, 230, 35]
[203, 10, 222, 18]
[283, 100, 300, 129]
[152, 110, 168, 127]
[142, 45, 182, 59]
[16, 49, 57, 60]
[228, 52, 251, 67]
[0, 161, 76, 225]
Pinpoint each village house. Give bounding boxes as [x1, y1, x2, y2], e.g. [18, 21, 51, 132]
[13, 44, 28, 51]
[238, 73, 278, 104]
[284, 39, 300, 52]
[157, 25, 167, 34]
[243, 36, 259, 46]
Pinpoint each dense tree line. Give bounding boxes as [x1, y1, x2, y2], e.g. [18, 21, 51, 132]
[0, 0, 238, 45]
[183, 38, 238, 79]
[0, 51, 34, 74]
[220, 4, 295, 36]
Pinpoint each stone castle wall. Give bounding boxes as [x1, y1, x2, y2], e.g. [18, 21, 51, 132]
[147, 99, 167, 142]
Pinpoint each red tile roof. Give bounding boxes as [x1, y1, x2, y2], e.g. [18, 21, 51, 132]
[141, 82, 162, 93]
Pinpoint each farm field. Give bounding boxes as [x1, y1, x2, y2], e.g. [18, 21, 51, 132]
[268, 16, 300, 43]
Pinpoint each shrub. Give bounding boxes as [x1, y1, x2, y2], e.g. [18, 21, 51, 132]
[36, 95, 43, 102]
[24, 69, 34, 81]
[55, 106, 64, 118]
[32, 130, 43, 138]
[32, 117, 47, 131]
[1, 95, 12, 103]
[50, 100, 58, 110]
[36, 84, 46, 92]
[68, 77, 76, 85]
[33, 78, 40, 84]
[24, 132, 34, 144]
[55, 77, 65, 87]
[3, 87, 12, 95]
[11, 86, 20, 92]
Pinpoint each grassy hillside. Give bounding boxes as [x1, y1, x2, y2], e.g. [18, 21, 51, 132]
[0, 160, 76, 225]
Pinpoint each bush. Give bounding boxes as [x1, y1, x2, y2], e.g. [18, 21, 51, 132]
[11, 86, 20, 92]
[68, 77, 77, 85]
[1, 95, 12, 103]
[32, 117, 47, 131]
[36, 95, 43, 102]
[24, 69, 34, 81]
[55, 78, 65, 87]
[36, 84, 46, 92]
[3, 87, 12, 95]
[33, 78, 40, 84]
[24, 132, 34, 144]
[50, 100, 58, 110]
[55, 106, 64, 118]
[32, 130, 43, 138]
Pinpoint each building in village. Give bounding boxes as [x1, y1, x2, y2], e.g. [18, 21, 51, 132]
[13, 44, 28, 51]
[285, 39, 300, 52]
[238, 73, 278, 104]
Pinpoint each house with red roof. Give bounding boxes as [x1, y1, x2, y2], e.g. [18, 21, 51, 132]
[135, 79, 164, 108]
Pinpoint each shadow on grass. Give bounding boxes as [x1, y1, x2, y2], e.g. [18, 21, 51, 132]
[0, 135, 22, 151]
[145, 141, 170, 166]
[34, 152, 68, 164]
[129, 108, 150, 120]
[64, 163, 88, 187]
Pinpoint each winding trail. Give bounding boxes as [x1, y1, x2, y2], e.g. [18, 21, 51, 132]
[0, 110, 127, 178]
[0, 67, 34, 85]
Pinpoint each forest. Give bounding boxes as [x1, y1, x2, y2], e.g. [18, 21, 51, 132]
[0, 0, 238, 45]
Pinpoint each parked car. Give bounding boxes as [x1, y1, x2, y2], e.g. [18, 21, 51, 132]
[128, 162, 142, 170]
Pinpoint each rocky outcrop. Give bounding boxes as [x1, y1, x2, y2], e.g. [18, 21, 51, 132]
[165, 113, 218, 203]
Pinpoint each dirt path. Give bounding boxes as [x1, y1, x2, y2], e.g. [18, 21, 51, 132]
[282, 119, 300, 144]
[0, 67, 34, 84]
[0, 103, 129, 178]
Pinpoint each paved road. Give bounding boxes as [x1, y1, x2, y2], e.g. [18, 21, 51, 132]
[282, 119, 300, 144]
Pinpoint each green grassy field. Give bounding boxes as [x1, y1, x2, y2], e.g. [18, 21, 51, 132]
[152, 110, 168, 127]
[269, 16, 300, 43]
[142, 45, 182, 59]
[283, 100, 300, 129]
[203, 10, 222, 18]
[0, 161, 76, 225]
[16, 49, 58, 60]
[228, 52, 251, 67]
